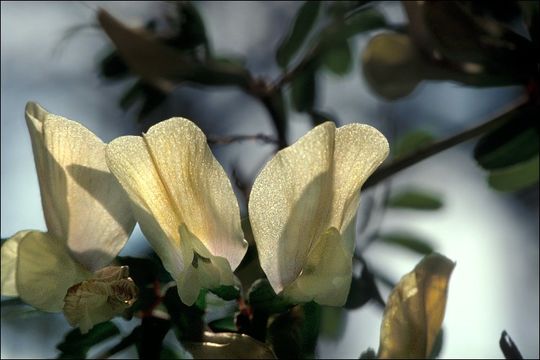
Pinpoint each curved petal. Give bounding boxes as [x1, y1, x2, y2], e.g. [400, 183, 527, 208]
[249, 123, 335, 293]
[106, 118, 246, 304]
[330, 124, 389, 250]
[0, 230, 31, 296]
[282, 227, 352, 306]
[16, 231, 91, 312]
[249, 122, 389, 297]
[25, 102, 136, 271]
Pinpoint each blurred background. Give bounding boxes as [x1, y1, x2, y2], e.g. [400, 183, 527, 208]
[1, 1, 538, 358]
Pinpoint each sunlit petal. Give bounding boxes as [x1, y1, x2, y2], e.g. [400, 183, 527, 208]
[378, 253, 455, 358]
[25, 102, 136, 271]
[16, 231, 91, 312]
[63, 265, 138, 334]
[0, 230, 30, 296]
[106, 118, 246, 305]
[249, 121, 389, 299]
[249, 123, 335, 293]
[282, 227, 352, 306]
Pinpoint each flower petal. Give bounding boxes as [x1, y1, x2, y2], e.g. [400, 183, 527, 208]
[63, 265, 138, 334]
[0, 230, 30, 296]
[16, 231, 91, 312]
[378, 253, 455, 358]
[249, 122, 389, 296]
[249, 123, 335, 293]
[282, 227, 352, 306]
[330, 124, 389, 251]
[106, 118, 246, 304]
[25, 102, 136, 271]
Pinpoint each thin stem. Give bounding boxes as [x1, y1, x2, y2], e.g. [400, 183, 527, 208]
[207, 133, 279, 145]
[363, 94, 529, 189]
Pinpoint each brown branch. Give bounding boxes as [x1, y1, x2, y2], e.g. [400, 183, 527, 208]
[363, 94, 530, 189]
[207, 133, 279, 145]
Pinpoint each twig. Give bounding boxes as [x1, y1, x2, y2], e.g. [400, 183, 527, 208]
[499, 330, 523, 359]
[363, 94, 530, 189]
[207, 133, 279, 145]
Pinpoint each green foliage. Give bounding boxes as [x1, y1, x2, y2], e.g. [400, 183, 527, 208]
[388, 188, 443, 210]
[268, 302, 321, 358]
[276, 1, 321, 68]
[162, 287, 205, 342]
[500, 330, 524, 359]
[209, 316, 237, 332]
[322, 40, 352, 75]
[487, 155, 539, 192]
[394, 130, 436, 158]
[291, 65, 317, 112]
[474, 105, 539, 170]
[247, 279, 293, 314]
[345, 265, 385, 309]
[379, 232, 435, 255]
[209, 284, 241, 301]
[57, 322, 120, 359]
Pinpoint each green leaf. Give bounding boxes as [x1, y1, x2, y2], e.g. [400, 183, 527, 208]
[172, 2, 211, 56]
[183, 331, 276, 359]
[500, 330, 524, 359]
[322, 40, 352, 75]
[474, 105, 539, 170]
[276, 1, 321, 68]
[99, 50, 130, 79]
[345, 264, 385, 309]
[394, 130, 436, 158]
[162, 287, 205, 342]
[160, 345, 183, 359]
[209, 284, 240, 301]
[309, 109, 337, 127]
[291, 66, 317, 112]
[487, 155, 539, 192]
[57, 322, 120, 359]
[267, 302, 321, 358]
[319, 306, 346, 339]
[339, 8, 386, 39]
[208, 316, 237, 332]
[247, 279, 293, 314]
[387, 188, 443, 210]
[379, 232, 434, 255]
[359, 348, 377, 359]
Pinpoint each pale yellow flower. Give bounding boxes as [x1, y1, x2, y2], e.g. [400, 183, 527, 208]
[105, 118, 248, 306]
[248, 122, 389, 306]
[0, 102, 137, 333]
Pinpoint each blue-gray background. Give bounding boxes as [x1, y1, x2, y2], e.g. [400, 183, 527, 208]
[1, 2, 538, 358]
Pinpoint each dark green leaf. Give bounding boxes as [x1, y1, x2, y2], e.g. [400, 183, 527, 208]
[500, 330, 523, 359]
[394, 130, 436, 158]
[268, 302, 321, 358]
[247, 279, 293, 314]
[387, 188, 443, 210]
[172, 2, 211, 56]
[487, 155, 539, 192]
[183, 331, 276, 359]
[322, 41, 352, 75]
[57, 322, 120, 359]
[339, 8, 386, 39]
[291, 66, 317, 112]
[359, 348, 377, 359]
[208, 316, 237, 332]
[309, 109, 337, 127]
[209, 284, 240, 301]
[379, 232, 434, 255]
[276, 1, 321, 68]
[160, 345, 182, 359]
[319, 306, 346, 339]
[474, 105, 539, 170]
[345, 265, 385, 309]
[119, 81, 144, 111]
[135, 316, 171, 359]
[162, 286, 205, 342]
[99, 50, 130, 79]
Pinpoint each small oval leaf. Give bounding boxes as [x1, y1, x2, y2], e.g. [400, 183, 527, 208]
[379, 232, 435, 255]
[487, 155, 539, 192]
[387, 188, 443, 210]
[276, 1, 321, 68]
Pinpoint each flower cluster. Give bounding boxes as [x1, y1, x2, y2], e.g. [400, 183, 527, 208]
[1, 102, 389, 332]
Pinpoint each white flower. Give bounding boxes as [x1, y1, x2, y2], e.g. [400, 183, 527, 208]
[248, 122, 389, 306]
[105, 118, 248, 306]
[1, 102, 137, 333]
